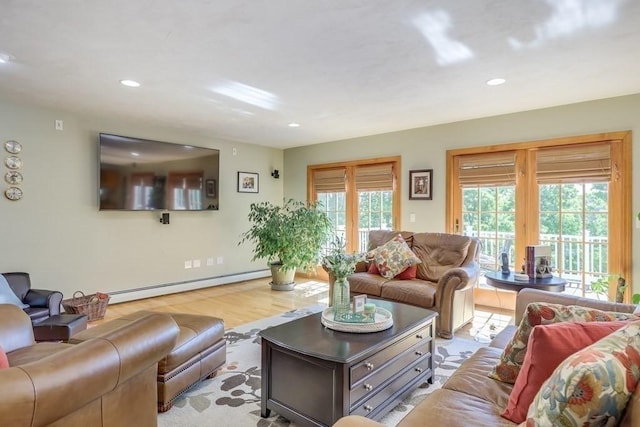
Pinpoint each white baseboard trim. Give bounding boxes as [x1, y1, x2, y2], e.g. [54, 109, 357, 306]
[107, 270, 271, 304]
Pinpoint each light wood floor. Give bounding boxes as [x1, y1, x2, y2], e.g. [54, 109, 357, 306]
[92, 277, 331, 328]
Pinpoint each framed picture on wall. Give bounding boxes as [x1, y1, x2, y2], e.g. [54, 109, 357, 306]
[409, 169, 433, 200]
[237, 172, 259, 193]
[206, 179, 216, 198]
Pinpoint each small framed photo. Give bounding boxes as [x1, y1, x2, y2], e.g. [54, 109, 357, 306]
[237, 172, 259, 193]
[409, 169, 433, 200]
[206, 179, 216, 198]
[353, 294, 367, 313]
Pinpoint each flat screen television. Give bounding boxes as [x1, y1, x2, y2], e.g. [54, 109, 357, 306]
[99, 133, 219, 211]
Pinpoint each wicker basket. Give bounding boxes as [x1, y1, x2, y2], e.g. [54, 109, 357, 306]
[61, 291, 110, 322]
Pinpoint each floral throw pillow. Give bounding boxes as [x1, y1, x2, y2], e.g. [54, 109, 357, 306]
[526, 320, 640, 426]
[367, 234, 421, 279]
[488, 302, 639, 384]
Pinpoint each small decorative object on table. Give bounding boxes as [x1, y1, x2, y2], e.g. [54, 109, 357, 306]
[321, 235, 365, 314]
[61, 291, 110, 322]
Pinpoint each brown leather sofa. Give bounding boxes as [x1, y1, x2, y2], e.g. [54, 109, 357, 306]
[2, 272, 63, 323]
[0, 303, 179, 427]
[348, 231, 480, 338]
[332, 288, 640, 427]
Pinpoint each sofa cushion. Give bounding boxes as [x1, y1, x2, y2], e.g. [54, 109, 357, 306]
[489, 302, 639, 384]
[502, 321, 630, 424]
[349, 273, 386, 296]
[367, 230, 414, 251]
[380, 279, 437, 308]
[526, 320, 640, 426]
[367, 234, 421, 279]
[0, 345, 9, 369]
[411, 232, 471, 282]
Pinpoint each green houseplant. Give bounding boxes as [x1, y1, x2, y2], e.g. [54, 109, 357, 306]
[239, 199, 332, 290]
[321, 236, 365, 309]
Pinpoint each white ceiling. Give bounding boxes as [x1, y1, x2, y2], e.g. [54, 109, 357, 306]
[1, 0, 639, 149]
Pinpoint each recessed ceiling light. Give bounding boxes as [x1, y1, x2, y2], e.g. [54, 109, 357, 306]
[120, 79, 141, 87]
[486, 78, 506, 86]
[288, 123, 300, 128]
[130, 152, 140, 157]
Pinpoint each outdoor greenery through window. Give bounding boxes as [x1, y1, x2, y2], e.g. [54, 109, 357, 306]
[447, 132, 631, 303]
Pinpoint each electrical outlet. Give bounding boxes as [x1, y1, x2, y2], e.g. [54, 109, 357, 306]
[184, 260, 192, 269]
[410, 213, 416, 222]
[206, 257, 214, 266]
[232, 147, 237, 156]
[216, 256, 224, 265]
[55, 119, 63, 130]
[193, 259, 201, 268]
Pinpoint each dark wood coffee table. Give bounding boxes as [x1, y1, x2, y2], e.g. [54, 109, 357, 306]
[259, 300, 437, 427]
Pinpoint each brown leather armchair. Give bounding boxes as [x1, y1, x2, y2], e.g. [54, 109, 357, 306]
[0, 303, 179, 426]
[2, 272, 63, 323]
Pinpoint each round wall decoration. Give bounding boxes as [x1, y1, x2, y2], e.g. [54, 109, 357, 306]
[4, 170, 23, 185]
[5, 186, 23, 201]
[4, 140, 22, 154]
[5, 155, 22, 169]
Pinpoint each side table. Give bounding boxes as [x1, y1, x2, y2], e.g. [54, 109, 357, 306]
[484, 271, 566, 293]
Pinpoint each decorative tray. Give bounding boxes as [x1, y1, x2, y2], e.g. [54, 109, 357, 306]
[321, 306, 393, 333]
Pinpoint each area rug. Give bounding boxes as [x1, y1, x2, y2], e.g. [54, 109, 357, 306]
[158, 306, 488, 427]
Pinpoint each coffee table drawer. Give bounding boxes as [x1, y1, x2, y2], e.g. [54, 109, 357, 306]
[350, 323, 432, 386]
[350, 357, 432, 417]
[350, 340, 431, 404]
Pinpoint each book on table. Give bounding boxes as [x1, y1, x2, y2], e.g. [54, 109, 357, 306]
[525, 245, 553, 279]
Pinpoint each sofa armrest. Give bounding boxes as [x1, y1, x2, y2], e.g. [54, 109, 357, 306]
[332, 415, 385, 427]
[0, 304, 35, 352]
[515, 288, 636, 325]
[0, 313, 179, 426]
[24, 289, 63, 315]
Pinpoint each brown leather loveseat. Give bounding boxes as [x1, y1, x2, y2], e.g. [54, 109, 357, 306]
[349, 231, 480, 338]
[0, 303, 179, 427]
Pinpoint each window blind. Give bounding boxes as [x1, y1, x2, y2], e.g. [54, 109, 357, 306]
[457, 152, 516, 187]
[313, 168, 346, 193]
[536, 142, 611, 183]
[355, 163, 394, 191]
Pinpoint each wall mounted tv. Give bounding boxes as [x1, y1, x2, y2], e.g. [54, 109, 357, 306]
[99, 133, 219, 211]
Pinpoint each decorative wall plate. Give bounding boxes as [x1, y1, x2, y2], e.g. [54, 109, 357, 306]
[5, 170, 23, 185]
[4, 140, 22, 154]
[5, 155, 22, 169]
[5, 186, 23, 201]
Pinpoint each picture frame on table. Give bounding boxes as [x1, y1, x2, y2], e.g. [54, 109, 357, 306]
[206, 179, 216, 198]
[353, 294, 367, 313]
[409, 169, 433, 200]
[237, 171, 259, 193]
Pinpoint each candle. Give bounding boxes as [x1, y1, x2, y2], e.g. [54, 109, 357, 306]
[364, 303, 376, 314]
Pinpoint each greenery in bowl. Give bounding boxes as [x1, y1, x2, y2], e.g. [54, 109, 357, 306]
[321, 236, 365, 279]
[239, 199, 332, 273]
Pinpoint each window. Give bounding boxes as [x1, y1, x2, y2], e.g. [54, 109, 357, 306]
[309, 157, 400, 256]
[447, 132, 631, 302]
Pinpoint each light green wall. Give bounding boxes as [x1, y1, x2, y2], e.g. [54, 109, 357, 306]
[284, 93, 640, 293]
[0, 98, 283, 297]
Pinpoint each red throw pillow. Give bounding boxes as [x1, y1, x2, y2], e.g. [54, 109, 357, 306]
[0, 345, 9, 370]
[395, 264, 417, 280]
[367, 262, 380, 275]
[367, 262, 417, 280]
[501, 320, 629, 424]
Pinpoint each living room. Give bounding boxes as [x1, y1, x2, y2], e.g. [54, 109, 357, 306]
[2, 1, 640, 426]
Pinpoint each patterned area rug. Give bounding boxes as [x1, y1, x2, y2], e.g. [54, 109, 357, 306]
[158, 306, 488, 427]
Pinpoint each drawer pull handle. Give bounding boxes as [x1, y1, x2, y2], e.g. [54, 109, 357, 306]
[416, 334, 423, 339]
[415, 367, 423, 373]
[364, 383, 373, 391]
[364, 405, 373, 412]
[365, 362, 374, 370]
[415, 351, 424, 356]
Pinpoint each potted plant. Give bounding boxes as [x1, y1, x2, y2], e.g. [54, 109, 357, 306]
[321, 236, 365, 310]
[239, 199, 332, 290]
